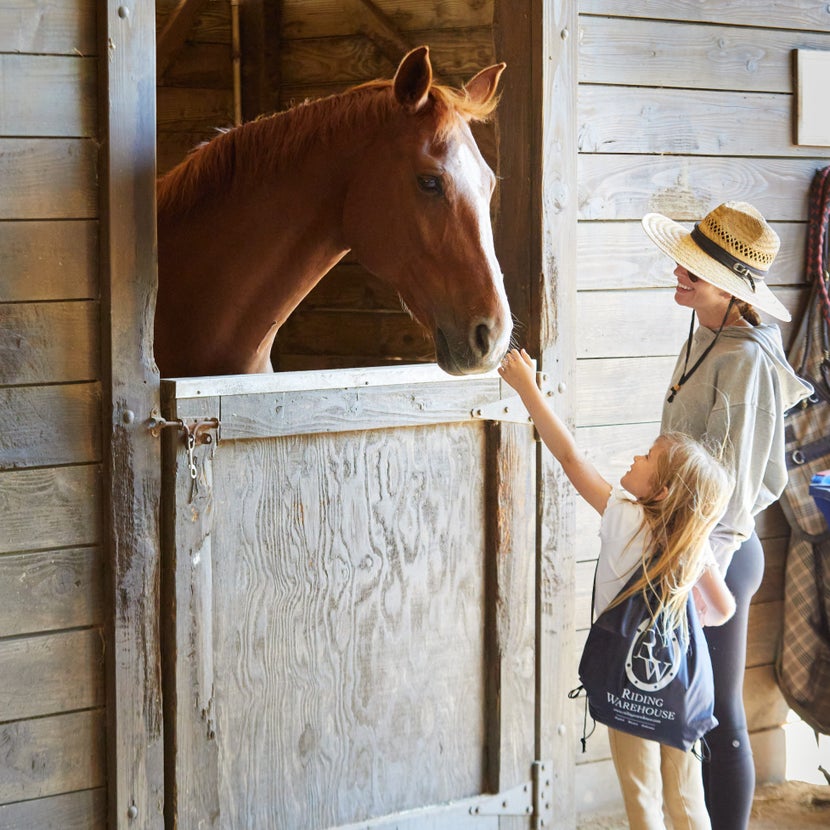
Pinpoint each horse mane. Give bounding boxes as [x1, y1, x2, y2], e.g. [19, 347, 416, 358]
[156, 77, 498, 216]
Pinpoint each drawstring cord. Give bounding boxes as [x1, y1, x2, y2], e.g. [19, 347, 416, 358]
[667, 298, 737, 404]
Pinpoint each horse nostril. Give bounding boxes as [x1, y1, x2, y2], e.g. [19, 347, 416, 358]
[474, 322, 491, 357]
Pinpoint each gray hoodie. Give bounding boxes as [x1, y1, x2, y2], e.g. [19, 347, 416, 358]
[661, 323, 813, 570]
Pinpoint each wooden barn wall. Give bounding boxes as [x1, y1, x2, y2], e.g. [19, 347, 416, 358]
[571, 1, 830, 815]
[156, 0, 235, 176]
[0, 1, 107, 827]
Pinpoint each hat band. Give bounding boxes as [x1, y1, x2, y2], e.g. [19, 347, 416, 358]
[691, 225, 766, 292]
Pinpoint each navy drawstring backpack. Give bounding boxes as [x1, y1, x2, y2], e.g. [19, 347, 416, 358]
[570, 565, 717, 753]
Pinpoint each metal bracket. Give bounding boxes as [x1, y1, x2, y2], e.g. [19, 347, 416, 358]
[471, 395, 532, 424]
[467, 759, 553, 822]
[471, 372, 552, 424]
[468, 779, 533, 817]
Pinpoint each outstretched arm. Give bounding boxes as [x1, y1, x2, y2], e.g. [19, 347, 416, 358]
[499, 349, 611, 515]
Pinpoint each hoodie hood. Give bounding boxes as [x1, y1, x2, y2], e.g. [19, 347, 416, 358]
[696, 323, 813, 411]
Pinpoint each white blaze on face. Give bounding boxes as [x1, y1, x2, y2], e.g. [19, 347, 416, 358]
[451, 121, 511, 348]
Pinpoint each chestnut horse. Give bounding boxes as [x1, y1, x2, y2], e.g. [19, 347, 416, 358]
[155, 46, 511, 377]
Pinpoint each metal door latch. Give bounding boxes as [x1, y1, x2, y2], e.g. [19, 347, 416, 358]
[147, 410, 220, 480]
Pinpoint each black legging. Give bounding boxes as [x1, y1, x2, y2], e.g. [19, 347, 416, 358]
[702, 532, 765, 830]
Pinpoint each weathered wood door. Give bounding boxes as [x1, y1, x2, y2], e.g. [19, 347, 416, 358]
[161, 364, 553, 829]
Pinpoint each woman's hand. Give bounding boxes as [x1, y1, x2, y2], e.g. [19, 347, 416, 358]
[498, 348, 537, 395]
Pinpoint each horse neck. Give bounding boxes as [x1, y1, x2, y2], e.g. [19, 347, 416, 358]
[157, 104, 379, 375]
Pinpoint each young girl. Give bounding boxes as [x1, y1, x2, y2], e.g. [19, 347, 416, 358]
[498, 348, 736, 830]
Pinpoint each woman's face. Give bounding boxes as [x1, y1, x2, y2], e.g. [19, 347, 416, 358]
[673, 264, 732, 314]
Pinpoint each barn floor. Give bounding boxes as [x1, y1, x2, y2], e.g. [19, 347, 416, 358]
[577, 781, 830, 829]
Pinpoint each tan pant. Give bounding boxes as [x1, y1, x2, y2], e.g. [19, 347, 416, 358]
[607, 727, 711, 830]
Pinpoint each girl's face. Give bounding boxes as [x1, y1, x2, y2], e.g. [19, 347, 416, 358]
[673, 263, 732, 313]
[621, 438, 667, 501]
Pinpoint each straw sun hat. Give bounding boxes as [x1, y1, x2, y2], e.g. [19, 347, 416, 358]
[641, 201, 790, 322]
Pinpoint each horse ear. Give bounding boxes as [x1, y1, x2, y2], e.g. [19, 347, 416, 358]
[464, 62, 506, 107]
[393, 45, 433, 112]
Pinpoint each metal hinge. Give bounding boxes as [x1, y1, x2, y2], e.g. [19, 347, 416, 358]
[468, 760, 553, 826]
[471, 372, 552, 424]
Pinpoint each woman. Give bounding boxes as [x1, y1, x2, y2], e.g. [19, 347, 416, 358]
[641, 201, 813, 829]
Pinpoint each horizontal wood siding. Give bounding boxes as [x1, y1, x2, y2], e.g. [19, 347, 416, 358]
[573, 2, 830, 813]
[156, 0, 234, 175]
[0, 2, 105, 825]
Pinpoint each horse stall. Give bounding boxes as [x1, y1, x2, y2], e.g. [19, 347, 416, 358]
[1, 2, 827, 829]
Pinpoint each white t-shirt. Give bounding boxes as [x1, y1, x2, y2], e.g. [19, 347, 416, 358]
[594, 488, 648, 615]
[593, 487, 716, 616]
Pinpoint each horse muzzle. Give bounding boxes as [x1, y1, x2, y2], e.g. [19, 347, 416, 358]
[434, 318, 511, 375]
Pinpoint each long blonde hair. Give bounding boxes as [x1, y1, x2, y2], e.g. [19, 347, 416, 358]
[608, 432, 733, 640]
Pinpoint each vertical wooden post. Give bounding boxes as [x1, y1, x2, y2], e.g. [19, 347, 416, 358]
[238, 0, 282, 120]
[495, 1, 578, 827]
[534, 2, 578, 827]
[100, 3, 164, 828]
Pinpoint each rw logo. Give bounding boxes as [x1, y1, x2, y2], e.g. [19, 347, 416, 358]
[624, 619, 682, 692]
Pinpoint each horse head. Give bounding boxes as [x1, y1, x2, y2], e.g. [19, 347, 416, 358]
[342, 46, 512, 375]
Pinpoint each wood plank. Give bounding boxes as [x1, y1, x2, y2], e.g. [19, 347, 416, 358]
[576, 287, 805, 359]
[578, 16, 830, 92]
[157, 0, 213, 78]
[156, 86, 235, 131]
[276, 353, 428, 372]
[0, 629, 104, 721]
[746, 600, 782, 668]
[528, 0, 579, 825]
[575, 356, 677, 427]
[158, 42, 233, 88]
[574, 757, 624, 816]
[0, 221, 98, 301]
[281, 0, 494, 39]
[300, 266, 403, 310]
[0, 710, 105, 804]
[239, 0, 282, 121]
[580, 1, 830, 32]
[0, 547, 104, 637]
[165, 361, 501, 398]
[744, 664, 790, 734]
[0, 465, 101, 555]
[0, 139, 98, 220]
[576, 220, 807, 291]
[351, 0, 412, 66]
[0, 56, 97, 138]
[0, 788, 106, 830]
[0, 0, 97, 55]
[578, 155, 827, 222]
[0, 384, 101, 468]
[101, 4, 165, 827]
[156, 0, 232, 44]
[485, 421, 536, 792]
[752, 535, 788, 605]
[275, 309, 433, 359]
[579, 87, 819, 158]
[0, 301, 99, 385]
[279, 30, 494, 88]
[218, 378, 502, 440]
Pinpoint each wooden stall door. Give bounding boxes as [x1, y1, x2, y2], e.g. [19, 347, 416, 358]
[161, 366, 554, 829]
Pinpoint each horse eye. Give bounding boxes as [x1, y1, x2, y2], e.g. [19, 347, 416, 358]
[417, 175, 444, 196]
